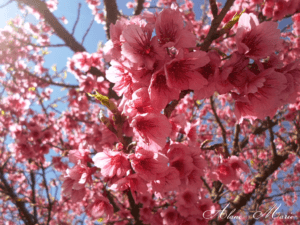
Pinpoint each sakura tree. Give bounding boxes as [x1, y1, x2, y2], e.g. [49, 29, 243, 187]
[1, 0, 300, 224]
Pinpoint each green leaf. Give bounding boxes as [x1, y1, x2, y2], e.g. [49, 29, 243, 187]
[222, 9, 246, 31]
[88, 91, 118, 113]
[97, 218, 103, 222]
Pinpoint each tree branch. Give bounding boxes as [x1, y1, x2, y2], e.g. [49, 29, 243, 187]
[164, 90, 192, 118]
[209, 0, 218, 18]
[247, 184, 267, 225]
[0, 168, 35, 225]
[41, 165, 53, 225]
[126, 190, 142, 225]
[25, 70, 79, 88]
[267, 117, 277, 158]
[28, 161, 38, 224]
[0, 0, 13, 9]
[103, 0, 120, 39]
[209, 142, 297, 225]
[210, 96, 229, 158]
[201, 0, 235, 51]
[104, 187, 120, 213]
[17, 0, 86, 52]
[134, 0, 145, 16]
[232, 123, 240, 155]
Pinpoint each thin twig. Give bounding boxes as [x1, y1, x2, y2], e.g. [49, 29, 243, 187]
[72, 3, 82, 35]
[0, 168, 35, 225]
[201, 0, 235, 51]
[81, 17, 94, 45]
[35, 90, 49, 119]
[103, 0, 120, 39]
[201, 177, 212, 193]
[0, 0, 13, 9]
[232, 123, 240, 155]
[209, 142, 297, 225]
[41, 164, 53, 225]
[210, 96, 229, 158]
[267, 117, 277, 158]
[281, 22, 293, 33]
[164, 90, 192, 118]
[25, 70, 79, 88]
[29, 165, 38, 224]
[127, 190, 142, 225]
[104, 187, 120, 213]
[17, 0, 86, 52]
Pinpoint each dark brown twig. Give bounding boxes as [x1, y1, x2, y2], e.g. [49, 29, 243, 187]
[103, 0, 121, 39]
[72, 3, 82, 35]
[210, 96, 229, 158]
[209, 0, 218, 18]
[209, 142, 297, 225]
[267, 117, 277, 158]
[41, 165, 53, 225]
[81, 16, 94, 45]
[17, 0, 86, 52]
[0, 0, 13, 9]
[201, 0, 235, 51]
[134, 0, 145, 16]
[232, 123, 240, 155]
[0, 168, 35, 225]
[127, 190, 142, 225]
[164, 90, 191, 118]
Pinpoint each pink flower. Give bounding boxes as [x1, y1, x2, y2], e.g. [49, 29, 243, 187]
[243, 178, 256, 194]
[106, 60, 134, 98]
[124, 88, 157, 118]
[129, 148, 169, 180]
[216, 163, 238, 185]
[152, 167, 181, 192]
[122, 24, 164, 70]
[176, 189, 198, 217]
[93, 150, 130, 178]
[227, 180, 241, 191]
[177, 189, 197, 208]
[233, 68, 287, 123]
[236, 13, 282, 59]
[197, 199, 217, 217]
[220, 52, 249, 90]
[126, 2, 134, 9]
[161, 207, 180, 225]
[111, 174, 148, 194]
[73, 52, 91, 72]
[164, 49, 210, 91]
[59, 16, 68, 24]
[62, 164, 95, 202]
[61, 179, 86, 202]
[104, 18, 128, 61]
[149, 68, 180, 111]
[140, 207, 153, 224]
[131, 113, 171, 150]
[194, 51, 221, 100]
[78, 74, 95, 93]
[228, 156, 250, 175]
[182, 169, 203, 191]
[277, 61, 300, 105]
[155, 8, 196, 48]
[86, 195, 113, 219]
[170, 154, 194, 179]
